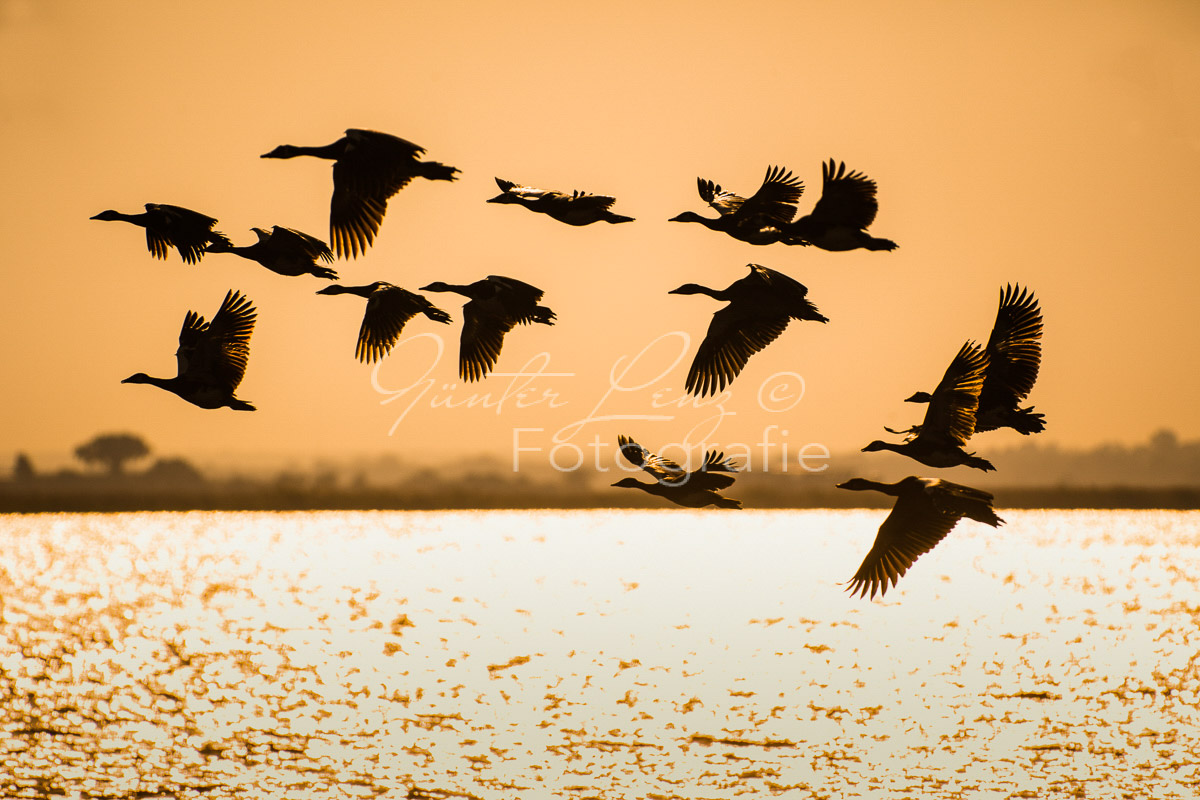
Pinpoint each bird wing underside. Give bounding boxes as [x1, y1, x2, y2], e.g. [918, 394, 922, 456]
[808, 159, 880, 230]
[696, 178, 746, 217]
[355, 287, 423, 363]
[459, 301, 519, 381]
[146, 204, 220, 264]
[685, 307, 790, 396]
[330, 132, 430, 258]
[922, 341, 987, 446]
[616, 435, 688, 483]
[847, 493, 960, 600]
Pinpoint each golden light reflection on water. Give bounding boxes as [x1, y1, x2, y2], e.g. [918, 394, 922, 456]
[1, 509, 1199, 798]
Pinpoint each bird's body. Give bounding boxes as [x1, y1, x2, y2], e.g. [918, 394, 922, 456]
[669, 166, 805, 245]
[122, 290, 256, 410]
[785, 159, 897, 251]
[837, 476, 1004, 599]
[91, 203, 232, 264]
[487, 178, 633, 225]
[419, 275, 555, 381]
[611, 435, 741, 509]
[670, 263, 828, 396]
[317, 282, 451, 363]
[864, 341, 995, 471]
[207, 226, 337, 279]
[261, 128, 460, 258]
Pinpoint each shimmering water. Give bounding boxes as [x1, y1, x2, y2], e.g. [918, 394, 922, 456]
[1, 510, 1198, 799]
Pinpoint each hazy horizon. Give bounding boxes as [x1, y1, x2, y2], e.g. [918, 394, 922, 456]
[3, 1, 1199, 476]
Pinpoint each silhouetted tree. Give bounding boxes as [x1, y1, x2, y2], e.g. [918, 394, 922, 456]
[142, 457, 205, 484]
[13, 452, 35, 480]
[74, 433, 150, 475]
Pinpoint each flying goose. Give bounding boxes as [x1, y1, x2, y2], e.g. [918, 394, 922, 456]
[670, 263, 827, 396]
[863, 341, 995, 471]
[611, 434, 742, 509]
[261, 128, 459, 258]
[669, 166, 805, 245]
[207, 226, 337, 280]
[122, 290, 256, 410]
[91, 203, 232, 264]
[785, 159, 897, 251]
[836, 476, 1004, 599]
[316, 282, 452, 363]
[487, 178, 634, 225]
[419, 275, 555, 381]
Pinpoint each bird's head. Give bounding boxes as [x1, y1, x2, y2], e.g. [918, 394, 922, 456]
[90, 210, 122, 221]
[667, 283, 709, 296]
[121, 373, 152, 385]
[668, 211, 705, 223]
[611, 477, 644, 489]
[486, 192, 520, 204]
[260, 145, 299, 159]
[903, 391, 933, 403]
[419, 281, 453, 293]
[860, 440, 891, 453]
[835, 478, 873, 491]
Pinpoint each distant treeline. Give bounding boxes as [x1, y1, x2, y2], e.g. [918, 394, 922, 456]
[2, 473, 1197, 513]
[5, 428, 1199, 512]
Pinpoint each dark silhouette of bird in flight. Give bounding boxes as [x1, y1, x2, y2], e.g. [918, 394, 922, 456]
[894, 285, 1045, 436]
[487, 178, 634, 225]
[316, 282, 452, 363]
[863, 341, 995, 471]
[122, 290, 256, 410]
[669, 166, 805, 245]
[419, 275, 555, 381]
[670, 263, 828, 396]
[207, 226, 337, 280]
[836, 476, 1004, 600]
[784, 159, 897, 251]
[611, 435, 742, 509]
[261, 128, 460, 259]
[90, 203, 232, 264]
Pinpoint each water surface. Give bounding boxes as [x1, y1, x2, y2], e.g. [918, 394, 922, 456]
[1, 510, 1198, 798]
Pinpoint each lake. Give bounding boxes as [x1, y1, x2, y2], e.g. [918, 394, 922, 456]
[1, 509, 1198, 799]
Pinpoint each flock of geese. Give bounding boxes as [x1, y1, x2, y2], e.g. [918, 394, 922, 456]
[92, 127, 1045, 601]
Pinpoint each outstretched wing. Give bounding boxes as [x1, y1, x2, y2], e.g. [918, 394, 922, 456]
[846, 491, 960, 600]
[355, 285, 426, 363]
[685, 305, 790, 397]
[807, 159, 881, 230]
[616, 434, 687, 483]
[696, 177, 745, 217]
[177, 290, 256, 391]
[981, 284, 1043, 408]
[146, 203, 223, 264]
[920, 341, 987, 446]
[329, 129, 427, 258]
[737, 165, 805, 226]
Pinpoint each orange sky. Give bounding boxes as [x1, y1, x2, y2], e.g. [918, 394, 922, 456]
[2, 0, 1198, 474]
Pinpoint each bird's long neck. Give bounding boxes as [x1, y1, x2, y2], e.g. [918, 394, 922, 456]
[204, 240, 250, 257]
[852, 478, 902, 495]
[279, 142, 345, 160]
[673, 284, 726, 300]
[321, 283, 377, 298]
